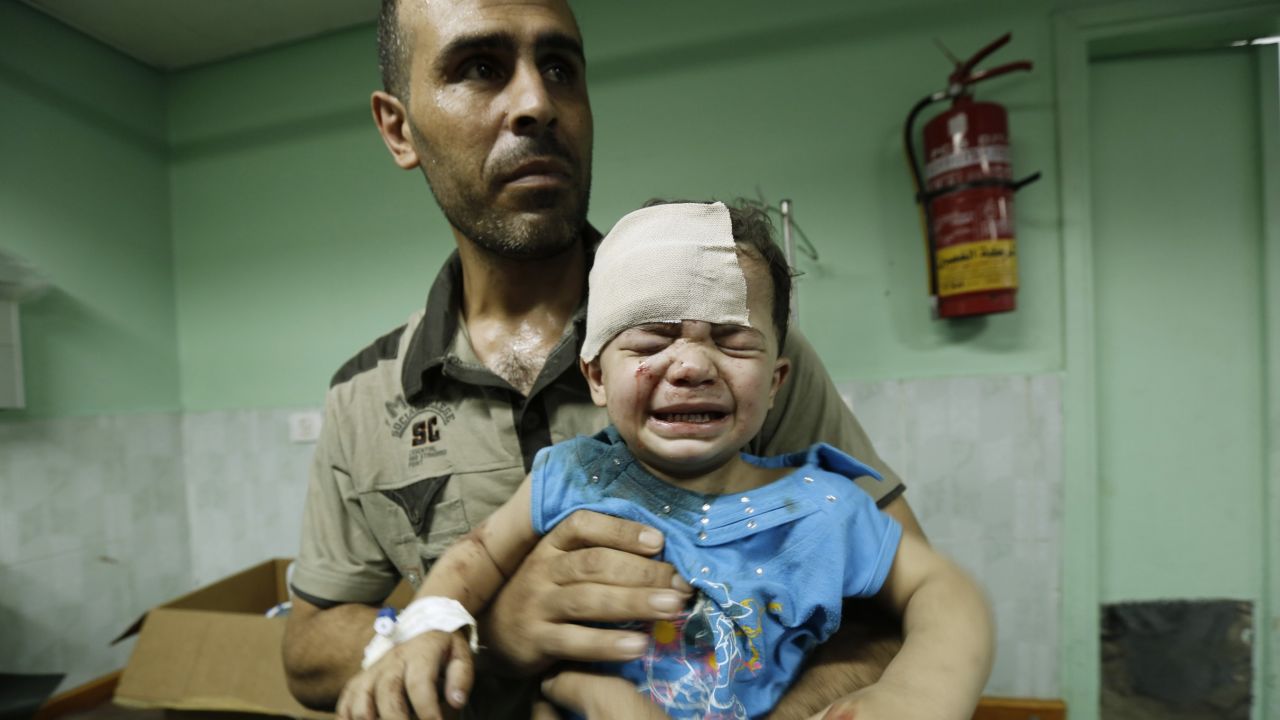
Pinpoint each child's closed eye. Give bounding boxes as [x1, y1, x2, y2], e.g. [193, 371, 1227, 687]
[712, 327, 767, 354]
[616, 325, 679, 354]
[622, 338, 671, 355]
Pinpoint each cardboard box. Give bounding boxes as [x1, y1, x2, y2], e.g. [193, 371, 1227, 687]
[113, 558, 411, 720]
[111, 559, 321, 719]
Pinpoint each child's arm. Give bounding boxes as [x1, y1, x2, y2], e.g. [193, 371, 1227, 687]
[416, 476, 540, 608]
[335, 477, 540, 720]
[810, 532, 994, 720]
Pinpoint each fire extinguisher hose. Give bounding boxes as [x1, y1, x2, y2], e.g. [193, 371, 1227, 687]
[904, 90, 950, 298]
[903, 33, 1036, 301]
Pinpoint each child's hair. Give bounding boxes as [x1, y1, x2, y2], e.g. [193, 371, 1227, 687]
[642, 199, 792, 349]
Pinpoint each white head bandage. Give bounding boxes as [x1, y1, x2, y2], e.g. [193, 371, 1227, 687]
[581, 202, 750, 361]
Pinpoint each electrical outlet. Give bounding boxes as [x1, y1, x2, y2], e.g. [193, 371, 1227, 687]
[288, 411, 323, 443]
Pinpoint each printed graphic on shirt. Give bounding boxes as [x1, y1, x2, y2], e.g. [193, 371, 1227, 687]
[384, 394, 456, 468]
[627, 583, 779, 719]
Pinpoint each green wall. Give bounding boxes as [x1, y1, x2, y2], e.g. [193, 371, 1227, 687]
[1091, 50, 1266, 603]
[167, 28, 446, 412]
[168, 0, 1065, 412]
[0, 2, 178, 419]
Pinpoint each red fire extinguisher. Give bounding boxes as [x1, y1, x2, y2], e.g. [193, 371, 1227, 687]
[905, 33, 1040, 318]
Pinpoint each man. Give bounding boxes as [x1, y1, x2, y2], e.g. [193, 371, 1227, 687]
[281, 0, 927, 718]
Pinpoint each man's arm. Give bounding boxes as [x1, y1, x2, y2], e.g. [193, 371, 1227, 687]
[284, 598, 378, 710]
[282, 390, 399, 710]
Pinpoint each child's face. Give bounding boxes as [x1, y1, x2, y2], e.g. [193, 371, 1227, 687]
[581, 257, 790, 480]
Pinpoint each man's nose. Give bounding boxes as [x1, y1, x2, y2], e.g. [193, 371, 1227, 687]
[506, 62, 556, 136]
[666, 346, 717, 387]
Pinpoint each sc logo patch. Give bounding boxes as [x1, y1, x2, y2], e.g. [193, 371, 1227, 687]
[411, 416, 441, 447]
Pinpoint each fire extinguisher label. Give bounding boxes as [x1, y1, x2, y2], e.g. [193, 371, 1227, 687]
[935, 239, 1018, 297]
[924, 146, 1011, 183]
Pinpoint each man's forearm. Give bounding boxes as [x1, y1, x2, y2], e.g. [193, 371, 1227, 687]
[283, 599, 378, 710]
[766, 598, 903, 720]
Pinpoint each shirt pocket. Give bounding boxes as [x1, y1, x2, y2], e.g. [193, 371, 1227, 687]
[381, 474, 472, 562]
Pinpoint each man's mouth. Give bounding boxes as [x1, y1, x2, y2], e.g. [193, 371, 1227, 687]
[499, 158, 573, 187]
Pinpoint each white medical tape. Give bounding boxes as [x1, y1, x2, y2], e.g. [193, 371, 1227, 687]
[581, 202, 750, 361]
[360, 597, 480, 670]
[362, 634, 397, 670]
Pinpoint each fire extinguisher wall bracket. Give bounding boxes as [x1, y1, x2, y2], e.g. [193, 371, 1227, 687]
[903, 32, 1040, 319]
[915, 172, 1043, 204]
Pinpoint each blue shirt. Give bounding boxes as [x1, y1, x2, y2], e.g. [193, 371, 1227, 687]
[530, 427, 902, 719]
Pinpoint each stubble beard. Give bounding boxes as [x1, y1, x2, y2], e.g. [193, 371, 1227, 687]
[417, 131, 592, 260]
[440, 182, 590, 260]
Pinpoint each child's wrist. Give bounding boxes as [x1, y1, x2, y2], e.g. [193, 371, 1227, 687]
[360, 596, 479, 669]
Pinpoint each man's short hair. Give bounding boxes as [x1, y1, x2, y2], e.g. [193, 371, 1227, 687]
[643, 199, 793, 349]
[377, 0, 409, 99]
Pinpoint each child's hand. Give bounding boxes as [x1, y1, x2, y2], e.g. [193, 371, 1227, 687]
[336, 629, 474, 720]
[539, 669, 672, 719]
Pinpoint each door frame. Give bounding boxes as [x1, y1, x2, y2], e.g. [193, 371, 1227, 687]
[1053, 2, 1280, 717]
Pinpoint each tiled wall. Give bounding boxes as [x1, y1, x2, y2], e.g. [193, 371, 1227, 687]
[0, 374, 1063, 697]
[839, 374, 1063, 698]
[0, 413, 190, 690]
[181, 409, 316, 587]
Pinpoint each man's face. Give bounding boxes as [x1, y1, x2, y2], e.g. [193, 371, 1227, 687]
[399, 0, 593, 259]
[583, 258, 791, 482]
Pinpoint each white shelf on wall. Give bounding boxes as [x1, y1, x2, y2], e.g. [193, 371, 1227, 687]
[0, 299, 24, 409]
[0, 249, 47, 410]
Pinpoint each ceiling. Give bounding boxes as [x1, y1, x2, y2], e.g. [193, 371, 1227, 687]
[20, 0, 379, 70]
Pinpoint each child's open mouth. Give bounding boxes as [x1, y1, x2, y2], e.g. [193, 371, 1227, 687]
[652, 412, 727, 423]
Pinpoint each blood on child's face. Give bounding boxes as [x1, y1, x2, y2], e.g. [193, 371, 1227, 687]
[583, 262, 789, 481]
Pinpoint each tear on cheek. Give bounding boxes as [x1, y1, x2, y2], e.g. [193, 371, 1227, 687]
[635, 362, 651, 379]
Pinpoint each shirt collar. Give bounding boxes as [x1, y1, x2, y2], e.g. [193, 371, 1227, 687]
[401, 225, 602, 402]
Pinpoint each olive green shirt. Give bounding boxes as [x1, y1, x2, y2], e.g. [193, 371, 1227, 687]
[292, 250, 904, 607]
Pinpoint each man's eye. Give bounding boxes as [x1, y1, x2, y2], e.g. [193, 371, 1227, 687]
[543, 62, 575, 85]
[461, 60, 503, 81]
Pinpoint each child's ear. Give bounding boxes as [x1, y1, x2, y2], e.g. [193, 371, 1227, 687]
[767, 356, 791, 409]
[579, 358, 608, 407]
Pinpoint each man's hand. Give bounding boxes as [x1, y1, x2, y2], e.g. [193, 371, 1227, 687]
[336, 630, 474, 720]
[480, 510, 692, 675]
[807, 683, 946, 720]
[539, 670, 672, 719]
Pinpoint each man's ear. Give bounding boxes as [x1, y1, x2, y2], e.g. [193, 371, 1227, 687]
[371, 91, 421, 170]
[767, 356, 791, 409]
[579, 358, 608, 408]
